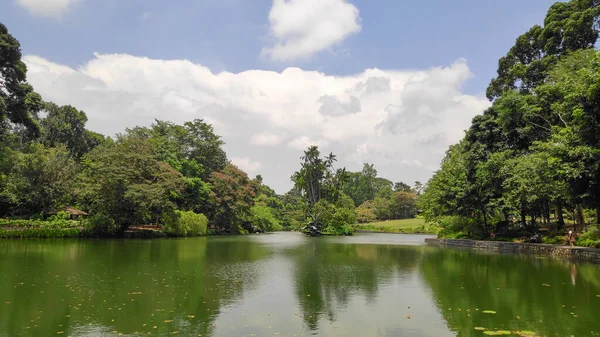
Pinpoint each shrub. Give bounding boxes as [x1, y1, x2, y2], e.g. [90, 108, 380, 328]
[542, 235, 566, 245]
[249, 204, 282, 232]
[84, 213, 116, 237]
[576, 227, 600, 248]
[316, 199, 357, 236]
[356, 206, 377, 223]
[0, 218, 80, 229]
[162, 210, 208, 237]
[436, 216, 483, 239]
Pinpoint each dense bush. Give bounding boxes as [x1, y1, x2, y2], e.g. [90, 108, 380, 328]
[576, 227, 600, 248]
[84, 213, 117, 237]
[162, 210, 208, 237]
[435, 216, 482, 239]
[0, 218, 80, 229]
[316, 196, 357, 236]
[0, 227, 82, 238]
[0, 218, 84, 238]
[249, 204, 282, 232]
[356, 203, 377, 223]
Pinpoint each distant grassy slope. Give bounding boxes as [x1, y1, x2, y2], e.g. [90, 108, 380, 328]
[357, 218, 438, 234]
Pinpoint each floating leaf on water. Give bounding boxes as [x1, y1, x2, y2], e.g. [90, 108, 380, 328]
[474, 327, 486, 331]
[542, 284, 551, 287]
[483, 331, 511, 335]
[482, 310, 497, 314]
[515, 331, 537, 336]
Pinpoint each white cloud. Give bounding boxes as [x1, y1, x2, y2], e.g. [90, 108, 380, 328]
[288, 136, 329, 150]
[23, 53, 490, 193]
[262, 0, 361, 61]
[231, 157, 262, 173]
[16, 0, 79, 17]
[251, 132, 282, 146]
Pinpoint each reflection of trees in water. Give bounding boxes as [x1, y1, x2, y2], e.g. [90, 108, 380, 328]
[420, 248, 600, 337]
[288, 241, 421, 331]
[0, 238, 270, 336]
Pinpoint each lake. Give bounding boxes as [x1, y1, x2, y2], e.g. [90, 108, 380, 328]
[1, 232, 599, 337]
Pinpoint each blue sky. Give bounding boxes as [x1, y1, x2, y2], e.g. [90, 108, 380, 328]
[1, 0, 560, 192]
[3, 0, 557, 93]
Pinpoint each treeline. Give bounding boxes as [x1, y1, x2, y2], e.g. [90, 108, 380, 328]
[419, 0, 600, 244]
[0, 22, 286, 237]
[0, 22, 419, 238]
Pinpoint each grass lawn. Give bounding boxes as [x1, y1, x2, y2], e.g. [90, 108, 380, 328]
[357, 218, 437, 234]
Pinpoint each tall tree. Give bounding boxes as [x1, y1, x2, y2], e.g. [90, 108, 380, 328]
[0, 23, 43, 139]
[486, 0, 600, 100]
[78, 137, 185, 234]
[208, 164, 256, 233]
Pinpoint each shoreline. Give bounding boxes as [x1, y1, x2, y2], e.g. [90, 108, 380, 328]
[355, 230, 435, 235]
[425, 238, 600, 264]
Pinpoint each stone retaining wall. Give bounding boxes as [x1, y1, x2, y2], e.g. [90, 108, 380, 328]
[424, 238, 600, 263]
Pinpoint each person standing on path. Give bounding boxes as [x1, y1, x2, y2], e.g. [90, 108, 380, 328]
[568, 230, 575, 247]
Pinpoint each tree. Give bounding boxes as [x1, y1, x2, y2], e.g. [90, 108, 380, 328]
[394, 182, 412, 192]
[391, 191, 418, 219]
[292, 146, 337, 207]
[39, 102, 107, 157]
[208, 164, 256, 234]
[0, 23, 43, 139]
[356, 200, 377, 223]
[291, 146, 355, 234]
[486, 0, 600, 100]
[3, 144, 79, 216]
[78, 137, 185, 234]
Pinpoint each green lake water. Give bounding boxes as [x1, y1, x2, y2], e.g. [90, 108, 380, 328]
[1, 232, 600, 337]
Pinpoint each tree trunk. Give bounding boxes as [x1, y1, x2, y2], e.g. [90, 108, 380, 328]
[556, 202, 565, 230]
[479, 205, 489, 238]
[521, 207, 527, 227]
[596, 206, 600, 228]
[575, 204, 584, 233]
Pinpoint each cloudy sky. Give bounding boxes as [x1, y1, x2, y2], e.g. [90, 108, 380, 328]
[2, 0, 557, 193]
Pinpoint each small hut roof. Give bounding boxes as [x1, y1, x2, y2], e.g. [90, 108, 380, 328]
[47, 207, 89, 216]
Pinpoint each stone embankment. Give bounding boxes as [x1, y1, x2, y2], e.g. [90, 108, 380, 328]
[425, 238, 600, 263]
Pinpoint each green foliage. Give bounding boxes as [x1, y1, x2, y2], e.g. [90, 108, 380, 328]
[84, 213, 116, 237]
[39, 102, 100, 157]
[208, 164, 256, 234]
[0, 23, 42, 137]
[0, 217, 83, 238]
[162, 210, 208, 237]
[542, 235, 566, 245]
[356, 201, 377, 223]
[358, 218, 436, 234]
[421, 2, 600, 240]
[313, 196, 357, 236]
[248, 204, 282, 232]
[4, 144, 79, 216]
[78, 137, 186, 233]
[576, 226, 600, 248]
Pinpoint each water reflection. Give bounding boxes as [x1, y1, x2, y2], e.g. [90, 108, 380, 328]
[420, 247, 600, 337]
[287, 240, 420, 330]
[0, 238, 269, 336]
[1, 233, 600, 337]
